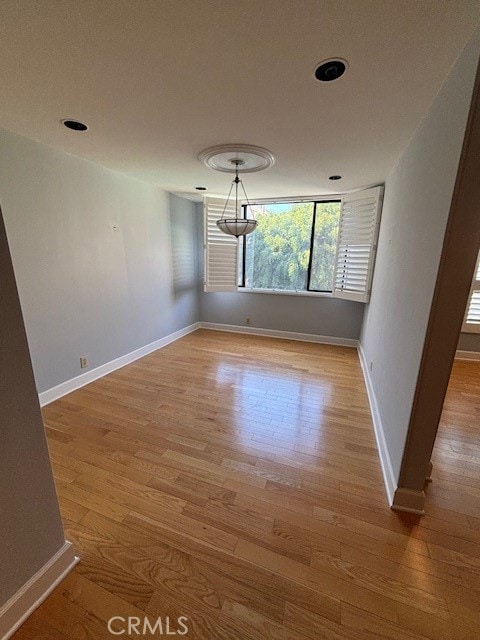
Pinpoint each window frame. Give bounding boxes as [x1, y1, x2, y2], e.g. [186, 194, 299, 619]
[462, 250, 480, 334]
[239, 196, 342, 296]
[204, 186, 383, 302]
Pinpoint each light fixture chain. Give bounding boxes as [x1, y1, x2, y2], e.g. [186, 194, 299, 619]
[235, 166, 239, 215]
[220, 179, 235, 220]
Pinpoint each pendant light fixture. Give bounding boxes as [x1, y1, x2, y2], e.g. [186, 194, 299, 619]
[198, 144, 275, 238]
[216, 159, 256, 237]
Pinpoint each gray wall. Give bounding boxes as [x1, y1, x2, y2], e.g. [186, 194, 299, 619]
[170, 194, 199, 305]
[196, 204, 364, 339]
[360, 32, 480, 482]
[0, 129, 199, 393]
[458, 332, 480, 352]
[0, 207, 65, 605]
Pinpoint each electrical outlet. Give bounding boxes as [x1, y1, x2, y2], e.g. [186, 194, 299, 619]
[245, 317, 251, 325]
[80, 356, 88, 369]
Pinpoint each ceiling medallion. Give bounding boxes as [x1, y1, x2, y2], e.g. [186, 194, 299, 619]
[198, 144, 275, 173]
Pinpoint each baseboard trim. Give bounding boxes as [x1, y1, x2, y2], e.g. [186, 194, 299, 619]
[455, 349, 480, 361]
[39, 322, 201, 406]
[425, 460, 433, 483]
[199, 322, 359, 348]
[391, 487, 426, 515]
[357, 344, 397, 507]
[0, 541, 79, 640]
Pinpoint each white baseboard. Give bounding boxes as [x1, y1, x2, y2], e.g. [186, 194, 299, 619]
[39, 322, 200, 406]
[199, 322, 359, 348]
[357, 344, 397, 507]
[0, 541, 79, 640]
[455, 349, 480, 361]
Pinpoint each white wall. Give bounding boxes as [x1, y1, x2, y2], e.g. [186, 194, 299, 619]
[361, 31, 480, 483]
[196, 205, 365, 340]
[0, 129, 199, 393]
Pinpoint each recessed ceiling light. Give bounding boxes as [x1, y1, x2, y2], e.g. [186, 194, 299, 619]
[329, 175, 342, 180]
[314, 59, 348, 82]
[62, 119, 88, 131]
[195, 186, 207, 191]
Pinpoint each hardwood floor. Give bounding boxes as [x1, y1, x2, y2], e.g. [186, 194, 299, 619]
[11, 330, 480, 639]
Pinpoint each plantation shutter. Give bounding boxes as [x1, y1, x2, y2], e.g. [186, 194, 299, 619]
[462, 251, 480, 333]
[204, 196, 238, 292]
[333, 186, 383, 303]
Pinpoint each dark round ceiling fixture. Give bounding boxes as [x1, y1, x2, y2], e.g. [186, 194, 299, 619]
[62, 119, 88, 131]
[314, 59, 347, 82]
[329, 175, 342, 180]
[195, 186, 207, 191]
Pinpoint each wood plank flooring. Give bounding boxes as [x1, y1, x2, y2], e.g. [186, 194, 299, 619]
[11, 330, 480, 639]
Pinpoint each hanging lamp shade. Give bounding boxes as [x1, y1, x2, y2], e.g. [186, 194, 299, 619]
[216, 218, 257, 237]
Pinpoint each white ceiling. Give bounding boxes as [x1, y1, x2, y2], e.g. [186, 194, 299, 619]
[0, 1, 479, 199]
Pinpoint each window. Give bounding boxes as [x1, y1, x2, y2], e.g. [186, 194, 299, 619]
[463, 250, 480, 333]
[242, 200, 341, 292]
[204, 186, 383, 303]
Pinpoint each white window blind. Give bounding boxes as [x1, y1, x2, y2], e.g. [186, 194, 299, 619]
[333, 186, 383, 303]
[204, 196, 238, 292]
[463, 250, 480, 333]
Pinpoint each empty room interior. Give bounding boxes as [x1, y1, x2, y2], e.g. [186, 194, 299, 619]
[2, 2, 480, 639]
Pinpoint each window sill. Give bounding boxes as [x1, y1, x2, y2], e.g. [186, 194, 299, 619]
[239, 288, 334, 299]
[461, 324, 480, 334]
